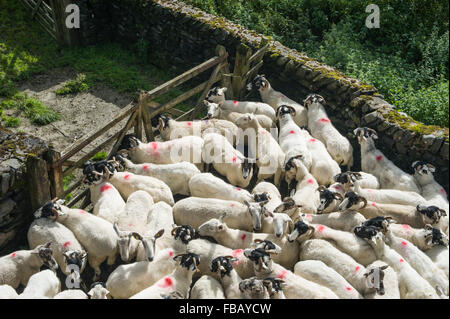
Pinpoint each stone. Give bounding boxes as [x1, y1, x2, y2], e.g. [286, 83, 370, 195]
[381, 135, 395, 148]
[440, 142, 449, 160]
[430, 138, 444, 154]
[276, 56, 289, 67]
[1, 174, 9, 197]
[363, 111, 382, 124]
[420, 134, 435, 148]
[395, 142, 408, 155]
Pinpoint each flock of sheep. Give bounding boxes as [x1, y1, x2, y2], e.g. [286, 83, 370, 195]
[0, 74, 448, 299]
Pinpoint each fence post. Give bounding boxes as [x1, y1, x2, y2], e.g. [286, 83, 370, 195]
[49, 0, 81, 46]
[44, 148, 65, 199]
[26, 154, 52, 211]
[231, 43, 252, 100]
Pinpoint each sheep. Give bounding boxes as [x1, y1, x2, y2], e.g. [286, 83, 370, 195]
[293, 260, 364, 299]
[0, 242, 57, 289]
[412, 161, 449, 214]
[252, 182, 282, 214]
[0, 285, 18, 299]
[416, 204, 448, 235]
[28, 203, 87, 275]
[118, 134, 204, 171]
[202, 133, 253, 188]
[206, 87, 276, 120]
[88, 282, 110, 299]
[197, 217, 298, 269]
[334, 171, 380, 190]
[186, 239, 255, 280]
[189, 275, 225, 299]
[425, 245, 449, 278]
[239, 277, 271, 299]
[382, 227, 448, 296]
[301, 211, 366, 233]
[53, 289, 88, 299]
[299, 239, 395, 297]
[316, 186, 344, 213]
[277, 105, 312, 177]
[244, 247, 339, 299]
[49, 201, 118, 281]
[209, 256, 245, 299]
[304, 94, 353, 169]
[289, 221, 377, 266]
[390, 224, 449, 251]
[189, 173, 253, 203]
[289, 160, 320, 214]
[234, 114, 285, 186]
[366, 231, 441, 298]
[247, 75, 308, 127]
[130, 253, 200, 299]
[363, 260, 400, 299]
[261, 277, 287, 299]
[354, 127, 420, 192]
[17, 270, 60, 299]
[153, 113, 238, 146]
[205, 100, 274, 131]
[173, 197, 271, 232]
[118, 156, 200, 196]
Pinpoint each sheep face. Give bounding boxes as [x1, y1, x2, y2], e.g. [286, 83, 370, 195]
[63, 250, 87, 270]
[274, 197, 300, 218]
[171, 225, 196, 244]
[247, 75, 269, 92]
[118, 134, 139, 152]
[287, 221, 315, 243]
[113, 223, 135, 262]
[416, 204, 447, 225]
[210, 256, 236, 278]
[34, 198, 65, 220]
[353, 127, 378, 145]
[244, 200, 270, 232]
[206, 87, 227, 104]
[156, 114, 171, 133]
[275, 105, 296, 121]
[333, 172, 361, 190]
[241, 158, 255, 180]
[363, 265, 389, 295]
[235, 113, 257, 128]
[251, 239, 282, 254]
[423, 225, 449, 248]
[88, 282, 109, 299]
[239, 277, 268, 299]
[412, 161, 436, 184]
[197, 218, 226, 237]
[338, 192, 367, 211]
[243, 248, 273, 273]
[204, 100, 221, 119]
[135, 229, 165, 262]
[262, 277, 286, 298]
[253, 192, 271, 203]
[317, 187, 343, 213]
[272, 214, 293, 238]
[303, 94, 326, 109]
[354, 225, 379, 241]
[32, 242, 58, 271]
[173, 253, 200, 272]
[361, 216, 394, 234]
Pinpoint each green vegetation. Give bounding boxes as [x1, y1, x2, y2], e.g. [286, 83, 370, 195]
[184, 0, 449, 127]
[91, 151, 108, 161]
[56, 73, 89, 95]
[1, 115, 20, 127]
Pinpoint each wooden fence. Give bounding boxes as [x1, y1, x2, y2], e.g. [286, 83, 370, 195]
[20, 0, 57, 40]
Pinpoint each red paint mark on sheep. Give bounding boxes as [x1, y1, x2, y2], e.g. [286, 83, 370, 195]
[346, 287, 352, 291]
[278, 270, 287, 279]
[289, 130, 295, 134]
[307, 179, 314, 184]
[230, 204, 235, 207]
[236, 188, 241, 191]
[233, 101, 239, 106]
[376, 155, 383, 161]
[309, 138, 316, 142]
[232, 249, 243, 258]
[354, 266, 361, 272]
[305, 214, 311, 219]
[158, 277, 173, 288]
[401, 224, 410, 230]
[79, 210, 87, 214]
[187, 122, 192, 127]
[128, 224, 134, 227]
[124, 174, 131, 180]
[142, 164, 149, 171]
[371, 202, 377, 207]
[240, 234, 246, 241]
[232, 156, 237, 162]
[317, 225, 325, 233]
[63, 241, 71, 248]
[168, 251, 173, 257]
[399, 258, 405, 263]
[11, 252, 16, 258]
[401, 241, 408, 246]
[441, 188, 446, 195]
[100, 184, 113, 193]
[319, 118, 330, 123]
[150, 142, 158, 150]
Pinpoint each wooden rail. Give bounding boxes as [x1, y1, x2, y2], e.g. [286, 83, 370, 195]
[20, 0, 57, 40]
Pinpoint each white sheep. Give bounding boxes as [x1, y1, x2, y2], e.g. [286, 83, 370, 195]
[234, 114, 285, 186]
[202, 132, 253, 188]
[367, 232, 440, 298]
[390, 224, 448, 251]
[354, 127, 420, 192]
[301, 211, 366, 233]
[316, 186, 344, 213]
[0, 242, 58, 289]
[252, 182, 286, 234]
[197, 217, 298, 269]
[247, 75, 308, 127]
[88, 282, 110, 299]
[53, 289, 88, 299]
[88, 180, 125, 224]
[289, 160, 320, 214]
[426, 245, 449, 278]
[119, 157, 200, 196]
[205, 100, 274, 131]
[334, 171, 380, 190]
[0, 285, 18, 299]
[206, 87, 276, 120]
[294, 260, 364, 299]
[118, 134, 204, 171]
[304, 94, 353, 169]
[412, 161, 449, 214]
[363, 260, 400, 299]
[17, 270, 60, 299]
[189, 173, 253, 203]
[416, 204, 448, 235]
[130, 253, 200, 299]
[189, 275, 225, 299]
[209, 255, 245, 299]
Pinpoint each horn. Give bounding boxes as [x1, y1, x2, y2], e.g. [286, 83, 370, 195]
[288, 106, 296, 117]
[171, 226, 181, 236]
[44, 242, 52, 248]
[359, 196, 368, 208]
[334, 193, 344, 201]
[317, 186, 327, 192]
[439, 209, 447, 217]
[253, 239, 264, 243]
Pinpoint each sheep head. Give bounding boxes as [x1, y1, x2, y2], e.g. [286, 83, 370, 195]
[31, 242, 58, 271]
[206, 86, 227, 103]
[197, 216, 227, 237]
[247, 74, 269, 92]
[243, 248, 273, 274]
[272, 213, 294, 238]
[210, 255, 237, 278]
[303, 93, 326, 109]
[171, 225, 196, 244]
[317, 187, 344, 213]
[287, 220, 315, 243]
[88, 282, 109, 299]
[251, 239, 282, 254]
[353, 127, 378, 144]
[416, 204, 447, 225]
[204, 100, 221, 119]
[338, 191, 367, 211]
[239, 277, 268, 299]
[244, 200, 271, 232]
[262, 277, 286, 298]
[173, 253, 200, 272]
[118, 134, 139, 151]
[274, 197, 301, 217]
[423, 224, 448, 248]
[63, 249, 87, 270]
[363, 265, 389, 296]
[275, 105, 296, 121]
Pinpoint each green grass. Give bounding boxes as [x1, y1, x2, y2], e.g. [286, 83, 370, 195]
[56, 73, 89, 95]
[1, 115, 20, 127]
[91, 151, 108, 161]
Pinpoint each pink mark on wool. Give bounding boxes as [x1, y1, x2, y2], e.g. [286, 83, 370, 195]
[371, 202, 377, 207]
[100, 184, 113, 193]
[124, 174, 131, 180]
[158, 277, 174, 288]
[441, 188, 446, 195]
[367, 189, 373, 193]
[333, 185, 342, 190]
[309, 138, 316, 142]
[142, 164, 149, 171]
[401, 241, 408, 246]
[230, 204, 235, 207]
[187, 122, 192, 127]
[241, 234, 246, 241]
[278, 270, 288, 279]
[289, 130, 295, 134]
[305, 214, 311, 219]
[233, 101, 239, 106]
[168, 250, 174, 257]
[150, 142, 158, 150]
[128, 224, 134, 228]
[401, 224, 410, 230]
[346, 287, 352, 291]
[232, 249, 243, 258]
[354, 266, 361, 272]
[317, 225, 325, 233]
[319, 118, 330, 123]
[376, 155, 383, 161]
[63, 241, 71, 248]
[399, 258, 405, 263]
[236, 188, 241, 191]
[79, 210, 87, 214]
[232, 156, 237, 162]
[307, 179, 314, 184]
[11, 252, 17, 258]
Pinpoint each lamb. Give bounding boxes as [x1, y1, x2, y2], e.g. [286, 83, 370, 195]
[189, 173, 253, 203]
[416, 204, 448, 235]
[0, 242, 57, 289]
[48, 201, 118, 281]
[53, 289, 88, 299]
[28, 202, 88, 275]
[17, 270, 60, 299]
[247, 75, 308, 127]
[244, 247, 339, 299]
[354, 127, 420, 192]
[130, 253, 200, 299]
[209, 256, 245, 299]
[316, 186, 344, 213]
[202, 133, 253, 188]
[412, 161, 449, 214]
[425, 245, 449, 278]
[206, 87, 276, 120]
[299, 239, 394, 297]
[389, 224, 449, 251]
[0, 285, 18, 299]
[197, 217, 298, 269]
[234, 114, 285, 185]
[289, 160, 320, 214]
[366, 231, 440, 298]
[205, 100, 274, 131]
[154, 113, 238, 146]
[304, 94, 353, 169]
[173, 197, 270, 232]
[301, 211, 366, 233]
[277, 105, 312, 178]
[293, 260, 364, 299]
[88, 282, 110, 299]
[334, 171, 380, 189]
[363, 260, 400, 299]
[118, 156, 200, 196]
[189, 275, 225, 299]
[118, 134, 204, 170]
[261, 277, 287, 299]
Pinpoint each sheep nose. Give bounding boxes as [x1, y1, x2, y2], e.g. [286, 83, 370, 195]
[287, 238, 294, 243]
[147, 257, 154, 262]
[276, 233, 282, 238]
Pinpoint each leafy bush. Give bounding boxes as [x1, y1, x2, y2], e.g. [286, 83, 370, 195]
[91, 151, 108, 161]
[56, 73, 89, 95]
[1, 115, 20, 127]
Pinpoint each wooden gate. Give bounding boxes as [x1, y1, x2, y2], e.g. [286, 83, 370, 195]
[20, 0, 57, 40]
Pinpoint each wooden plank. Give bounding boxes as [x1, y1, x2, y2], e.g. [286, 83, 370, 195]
[32, 0, 44, 19]
[64, 177, 83, 197]
[232, 43, 252, 100]
[243, 60, 264, 84]
[176, 108, 197, 121]
[108, 110, 139, 159]
[67, 188, 89, 207]
[134, 103, 143, 140]
[248, 43, 269, 65]
[62, 130, 122, 178]
[49, 0, 80, 46]
[141, 53, 228, 105]
[167, 108, 185, 117]
[45, 149, 65, 199]
[60, 102, 136, 165]
[25, 154, 52, 212]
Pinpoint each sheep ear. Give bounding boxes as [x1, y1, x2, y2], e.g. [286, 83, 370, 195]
[243, 200, 251, 207]
[131, 232, 143, 241]
[203, 100, 209, 106]
[154, 229, 165, 239]
[113, 222, 121, 236]
[222, 87, 228, 92]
